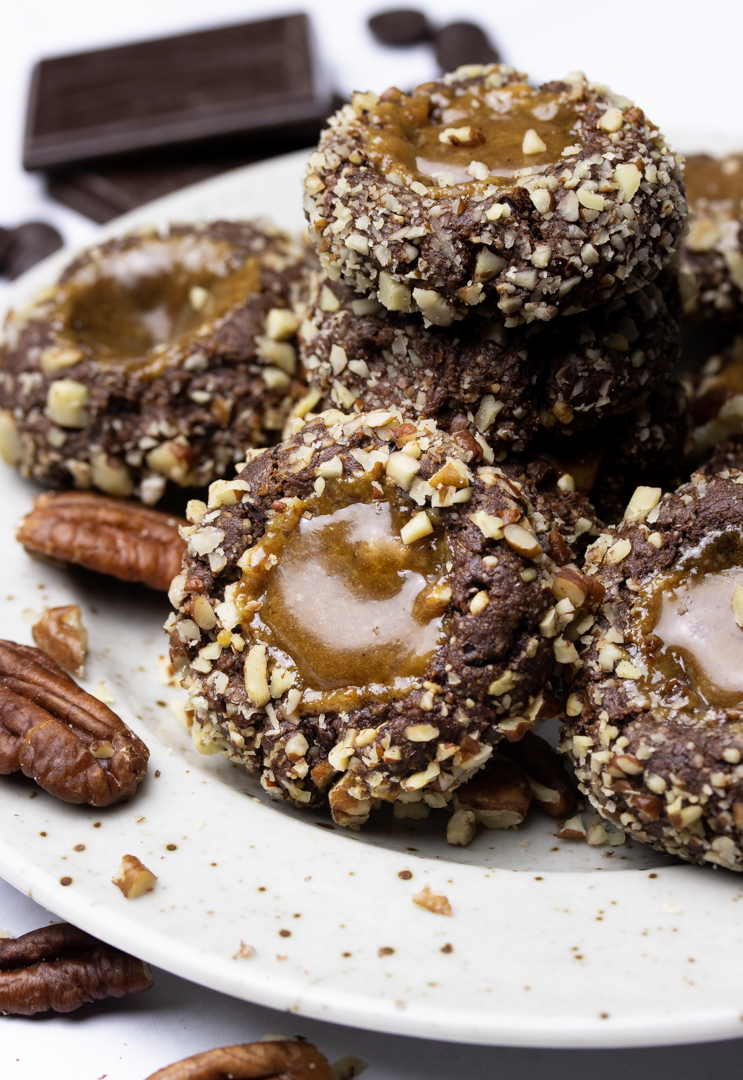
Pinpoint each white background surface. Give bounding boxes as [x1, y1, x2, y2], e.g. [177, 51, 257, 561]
[3, 2, 743, 1077]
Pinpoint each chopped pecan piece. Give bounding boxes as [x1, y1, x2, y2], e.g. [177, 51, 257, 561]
[500, 731, 578, 818]
[32, 604, 88, 677]
[0, 640, 148, 805]
[412, 884, 452, 916]
[551, 566, 605, 608]
[112, 854, 158, 899]
[17, 491, 187, 592]
[145, 1041, 336, 1079]
[0, 923, 152, 1015]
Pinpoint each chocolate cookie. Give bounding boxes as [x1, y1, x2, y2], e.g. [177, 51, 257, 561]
[679, 154, 743, 322]
[563, 471, 743, 871]
[168, 409, 601, 826]
[297, 273, 680, 450]
[535, 379, 690, 524]
[0, 222, 312, 504]
[304, 65, 686, 326]
[589, 380, 690, 523]
[688, 335, 743, 456]
[700, 434, 743, 476]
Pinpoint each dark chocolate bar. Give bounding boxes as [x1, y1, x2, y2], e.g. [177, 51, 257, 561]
[24, 13, 332, 170]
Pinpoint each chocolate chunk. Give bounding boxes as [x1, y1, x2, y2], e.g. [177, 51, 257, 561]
[3, 223, 63, 280]
[24, 14, 332, 170]
[433, 21, 500, 71]
[368, 9, 431, 46]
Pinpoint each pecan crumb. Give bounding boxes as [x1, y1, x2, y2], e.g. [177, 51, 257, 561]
[332, 1055, 367, 1079]
[31, 604, 88, 677]
[412, 883, 452, 916]
[112, 855, 158, 899]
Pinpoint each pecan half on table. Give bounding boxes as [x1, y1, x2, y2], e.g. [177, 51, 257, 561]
[0, 923, 152, 1015]
[17, 490, 186, 592]
[145, 1041, 336, 1079]
[0, 640, 148, 804]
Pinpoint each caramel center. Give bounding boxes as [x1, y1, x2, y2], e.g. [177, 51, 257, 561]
[634, 531, 743, 710]
[367, 82, 579, 189]
[240, 479, 450, 712]
[62, 237, 260, 368]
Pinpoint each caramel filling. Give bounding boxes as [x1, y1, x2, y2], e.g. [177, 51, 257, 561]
[60, 236, 260, 371]
[685, 154, 743, 207]
[367, 82, 580, 190]
[238, 478, 450, 713]
[632, 531, 743, 710]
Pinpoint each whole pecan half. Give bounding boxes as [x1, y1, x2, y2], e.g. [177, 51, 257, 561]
[0, 923, 152, 1015]
[500, 731, 578, 818]
[0, 639, 148, 804]
[17, 491, 186, 592]
[145, 1041, 336, 1079]
[456, 758, 533, 828]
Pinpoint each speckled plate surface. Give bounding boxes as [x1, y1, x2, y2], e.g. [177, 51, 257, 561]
[2, 150, 743, 1049]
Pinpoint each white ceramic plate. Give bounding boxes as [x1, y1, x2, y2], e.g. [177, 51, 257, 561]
[2, 149, 743, 1050]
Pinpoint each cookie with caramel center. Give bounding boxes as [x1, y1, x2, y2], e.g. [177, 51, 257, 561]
[170, 409, 602, 826]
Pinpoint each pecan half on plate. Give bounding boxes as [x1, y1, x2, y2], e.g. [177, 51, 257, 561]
[0, 640, 148, 804]
[145, 1041, 336, 1079]
[500, 731, 578, 818]
[17, 490, 186, 592]
[0, 923, 152, 1015]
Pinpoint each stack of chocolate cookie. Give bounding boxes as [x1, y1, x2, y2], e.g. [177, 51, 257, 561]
[165, 65, 691, 832]
[300, 63, 688, 522]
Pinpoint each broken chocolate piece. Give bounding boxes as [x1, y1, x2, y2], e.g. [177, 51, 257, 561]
[368, 9, 432, 47]
[433, 21, 501, 72]
[1, 223, 63, 280]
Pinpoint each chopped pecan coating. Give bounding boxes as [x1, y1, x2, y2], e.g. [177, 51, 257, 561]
[500, 730, 578, 818]
[32, 604, 88, 676]
[0, 922, 152, 1015]
[145, 1041, 336, 1079]
[0, 640, 148, 805]
[17, 490, 186, 592]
